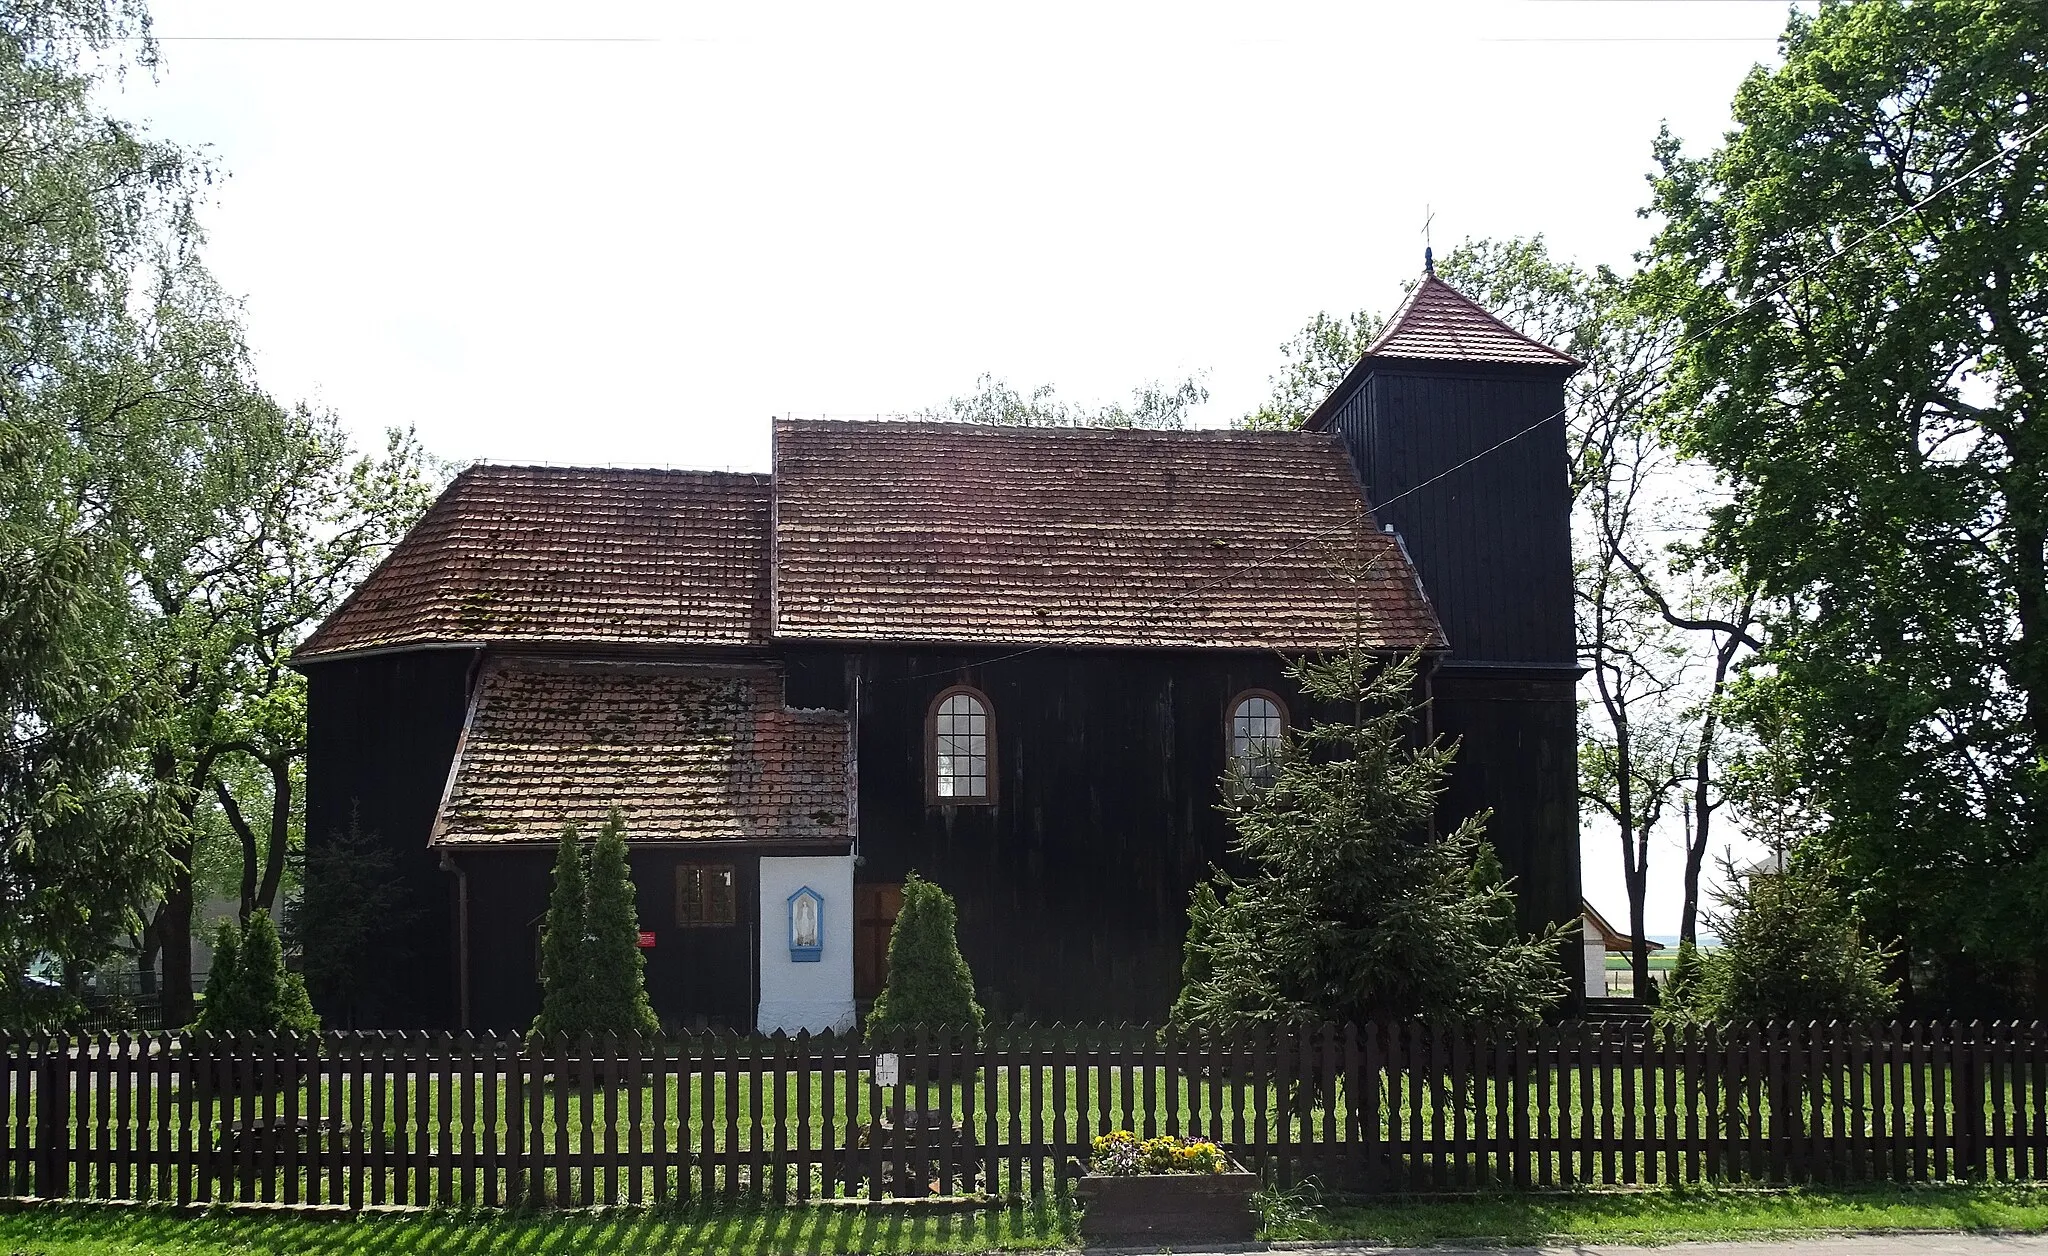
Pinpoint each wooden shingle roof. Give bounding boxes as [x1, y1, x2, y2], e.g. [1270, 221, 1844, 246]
[1363, 275, 1584, 368]
[295, 465, 771, 660]
[1303, 274, 1582, 432]
[771, 420, 1442, 651]
[433, 660, 848, 846]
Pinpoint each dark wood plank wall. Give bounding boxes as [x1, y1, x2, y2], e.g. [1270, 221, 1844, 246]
[805, 646, 1338, 1024]
[1325, 363, 1582, 967]
[303, 649, 479, 1028]
[457, 850, 766, 1033]
[1329, 366, 1575, 665]
[1430, 668, 1582, 944]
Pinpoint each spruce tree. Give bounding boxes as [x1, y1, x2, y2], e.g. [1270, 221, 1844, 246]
[529, 824, 591, 1042]
[1175, 649, 1568, 1031]
[1467, 841, 1519, 951]
[580, 809, 660, 1036]
[1665, 857, 1897, 1026]
[866, 872, 983, 1035]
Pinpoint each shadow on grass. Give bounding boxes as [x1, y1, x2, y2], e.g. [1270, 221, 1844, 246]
[1, 1198, 1078, 1256]
[1282, 1182, 2048, 1247]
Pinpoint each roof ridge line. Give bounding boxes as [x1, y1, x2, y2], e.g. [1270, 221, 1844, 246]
[771, 417, 1320, 440]
[1363, 273, 1583, 367]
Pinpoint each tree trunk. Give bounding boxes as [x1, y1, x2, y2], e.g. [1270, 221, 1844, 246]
[158, 860, 195, 1026]
[257, 757, 291, 914]
[215, 756, 294, 921]
[1627, 854, 1652, 998]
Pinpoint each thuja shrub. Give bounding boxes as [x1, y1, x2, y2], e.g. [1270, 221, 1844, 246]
[192, 911, 318, 1034]
[865, 871, 983, 1035]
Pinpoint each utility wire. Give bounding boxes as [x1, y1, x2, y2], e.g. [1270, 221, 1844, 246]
[869, 112, 2048, 685]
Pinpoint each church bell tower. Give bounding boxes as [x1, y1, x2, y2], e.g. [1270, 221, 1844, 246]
[1306, 271, 1585, 955]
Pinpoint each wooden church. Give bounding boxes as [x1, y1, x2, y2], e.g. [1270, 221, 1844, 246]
[295, 270, 1585, 1031]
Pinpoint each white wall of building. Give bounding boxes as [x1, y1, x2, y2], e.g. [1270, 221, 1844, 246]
[756, 854, 856, 1034]
[1583, 920, 1607, 998]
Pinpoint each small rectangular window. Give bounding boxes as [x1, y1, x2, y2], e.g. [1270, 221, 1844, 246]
[677, 864, 737, 926]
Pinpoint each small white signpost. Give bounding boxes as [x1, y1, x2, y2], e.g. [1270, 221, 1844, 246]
[873, 1053, 900, 1087]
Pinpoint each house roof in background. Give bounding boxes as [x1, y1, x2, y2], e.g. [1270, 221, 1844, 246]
[432, 660, 847, 846]
[771, 419, 1443, 651]
[294, 465, 771, 660]
[1581, 898, 1662, 953]
[1364, 275, 1584, 368]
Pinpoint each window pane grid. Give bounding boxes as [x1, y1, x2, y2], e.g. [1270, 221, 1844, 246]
[933, 691, 990, 801]
[1230, 694, 1284, 784]
[677, 864, 737, 926]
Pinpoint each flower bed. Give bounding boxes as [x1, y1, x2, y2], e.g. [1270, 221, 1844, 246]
[1073, 1132, 1258, 1244]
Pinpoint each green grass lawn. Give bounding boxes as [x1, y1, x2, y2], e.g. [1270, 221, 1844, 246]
[1270, 1182, 2048, 1246]
[1606, 953, 1678, 971]
[0, 1201, 1074, 1256]
[10, 1184, 2048, 1253]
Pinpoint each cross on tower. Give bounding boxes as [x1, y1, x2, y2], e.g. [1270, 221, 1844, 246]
[1423, 205, 1436, 276]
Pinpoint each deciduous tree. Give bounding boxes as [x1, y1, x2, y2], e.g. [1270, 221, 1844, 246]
[918, 373, 1207, 429]
[1649, 0, 2048, 1011]
[0, 0, 191, 1016]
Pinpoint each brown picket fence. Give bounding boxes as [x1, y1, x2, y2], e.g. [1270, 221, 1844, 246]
[4, 1019, 2046, 1209]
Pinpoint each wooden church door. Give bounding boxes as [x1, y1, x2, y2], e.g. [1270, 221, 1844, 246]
[853, 882, 902, 999]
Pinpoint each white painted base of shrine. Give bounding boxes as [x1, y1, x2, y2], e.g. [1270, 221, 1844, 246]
[1582, 921, 1606, 998]
[755, 854, 856, 1034]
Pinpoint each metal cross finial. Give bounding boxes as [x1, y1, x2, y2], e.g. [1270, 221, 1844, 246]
[1422, 205, 1436, 276]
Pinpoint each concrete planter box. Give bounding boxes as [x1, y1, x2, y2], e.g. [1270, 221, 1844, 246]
[1073, 1164, 1259, 1245]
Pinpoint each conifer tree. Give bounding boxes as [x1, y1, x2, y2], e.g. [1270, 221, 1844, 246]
[1167, 882, 1220, 1034]
[580, 809, 660, 1036]
[192, 912, 318, 1033]
[1660, 857, 1896, 1026]
[192, 921, 244, 1032]
[1175, 649, 1567, 1031]
[235, 910, 320, 1034]
[866, 872, 983, 1035]
[1467, 841, 1520, 951]
[529, 824, 590, 1042]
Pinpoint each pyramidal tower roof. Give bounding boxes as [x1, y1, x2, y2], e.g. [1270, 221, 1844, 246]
[1303, 271, 1582, 430]
[1363, 274, 1583, 368]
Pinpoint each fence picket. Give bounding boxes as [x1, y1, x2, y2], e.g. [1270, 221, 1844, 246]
[1032, 1026, 1050, 1197]
[4, 1019, 2046, 1211]
[2034, 1024, 2047, 1182]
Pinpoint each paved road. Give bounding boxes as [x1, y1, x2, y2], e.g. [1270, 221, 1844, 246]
[1186, 1237, 2048, 1256]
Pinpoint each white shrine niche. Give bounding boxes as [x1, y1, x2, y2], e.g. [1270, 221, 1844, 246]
[756, 854, 855, 1034]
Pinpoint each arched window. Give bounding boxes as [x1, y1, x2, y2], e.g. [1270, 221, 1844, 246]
[929, 687, 993, 803]
[1228, 691, 1287, 784]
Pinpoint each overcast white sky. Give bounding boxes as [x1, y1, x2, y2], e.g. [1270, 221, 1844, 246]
[107, 0, 1797, 935]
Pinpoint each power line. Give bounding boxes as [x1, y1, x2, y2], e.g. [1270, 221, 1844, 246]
[136, 35, 664, 43]
[871, 111, 2048, 682]
[1676, 116, 2048, 348]
[1481, 36, 1775, 42]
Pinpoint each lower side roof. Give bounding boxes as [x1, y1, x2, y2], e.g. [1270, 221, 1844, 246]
[432, 658, 849, 847]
